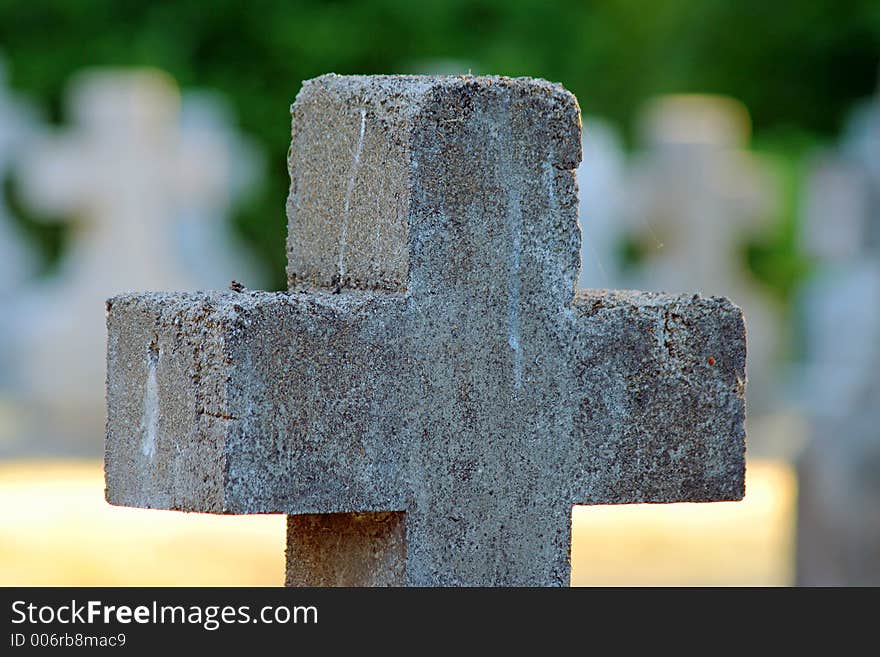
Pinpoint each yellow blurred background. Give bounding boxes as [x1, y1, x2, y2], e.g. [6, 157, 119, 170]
[0, 457, 794, 587]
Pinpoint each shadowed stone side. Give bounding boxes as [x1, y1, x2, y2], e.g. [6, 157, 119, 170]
[285, 513, 406, 587]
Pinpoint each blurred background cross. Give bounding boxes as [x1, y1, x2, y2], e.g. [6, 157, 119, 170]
[7, 68, 264, 456]
[0, 57, 37, 292]
[0, 57, 39, 400]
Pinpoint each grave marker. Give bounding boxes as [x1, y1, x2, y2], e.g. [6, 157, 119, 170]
[0, 58, 36, 289]
[0, 58, 38, 394]
[105, 75, 747, 586]
[795, 89, 880, 584]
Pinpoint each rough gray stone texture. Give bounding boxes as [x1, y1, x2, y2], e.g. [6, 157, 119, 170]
[105, 287, 744, 585]
[105, 74, 746, 586]
[286, 74, 580, 294]
[286, 513, 406, 587]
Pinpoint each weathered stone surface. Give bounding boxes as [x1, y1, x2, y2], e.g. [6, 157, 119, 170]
[106, 74, 746, 586]
[105, 287, 744, 584]
[286, 74, 580, 294]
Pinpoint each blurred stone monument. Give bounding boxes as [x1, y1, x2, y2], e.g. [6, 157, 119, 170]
[795, 89, 880, 584]
[0, 59, 39, 387]
[11, 68, 264, 456]
[576, 118, 627, 290]
[624, 95, 782, 418]
[175, 90, 264, 288]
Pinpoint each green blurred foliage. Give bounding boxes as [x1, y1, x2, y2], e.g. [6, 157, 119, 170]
[1, 0, 879, 293]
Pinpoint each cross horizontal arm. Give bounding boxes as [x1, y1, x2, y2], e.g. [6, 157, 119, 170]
[105, 290, 408, 514]
[105, 287, 747, 517]
[567, 289, 746, 506]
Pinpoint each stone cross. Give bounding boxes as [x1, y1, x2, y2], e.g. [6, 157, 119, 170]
[0, 58, 38, 393]
[13, 69, 260, 451]
[0, 58, 37, 289]
[105, 75, 746, 586]
[795, 89, 880, 585]
[797, 154, 880, 415]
